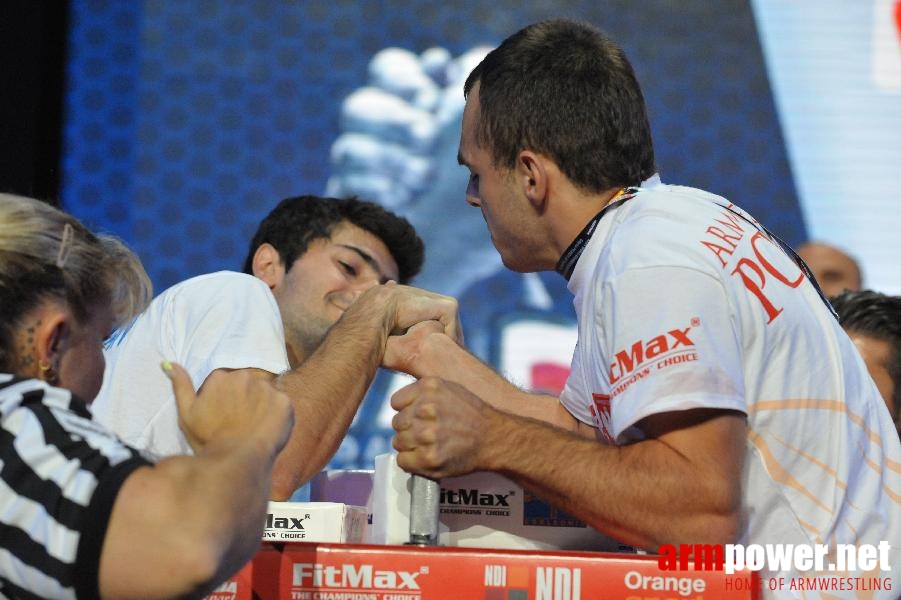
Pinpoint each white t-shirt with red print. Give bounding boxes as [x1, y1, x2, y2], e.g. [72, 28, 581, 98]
[560, 180, 901, 595]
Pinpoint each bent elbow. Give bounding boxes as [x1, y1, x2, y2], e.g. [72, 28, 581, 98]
[270, 469, 302, 501]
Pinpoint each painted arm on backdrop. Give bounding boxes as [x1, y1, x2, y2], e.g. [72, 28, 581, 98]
[326, 45, 501, 298]
[384, 324, 745, 549]
[100, 364, 293, 600]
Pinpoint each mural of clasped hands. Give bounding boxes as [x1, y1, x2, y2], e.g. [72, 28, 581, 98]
[325, 45, 502, 298]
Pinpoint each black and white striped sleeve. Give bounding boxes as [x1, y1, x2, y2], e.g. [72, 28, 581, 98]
[1, 375, 151, 600]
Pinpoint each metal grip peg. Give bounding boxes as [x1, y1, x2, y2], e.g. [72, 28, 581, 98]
[407, 474, 440, 545]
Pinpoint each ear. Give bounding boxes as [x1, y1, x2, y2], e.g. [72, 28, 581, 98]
[518, 150, 549, 212]
[27, 303, 69, 377]
[251, 243, 286, 290]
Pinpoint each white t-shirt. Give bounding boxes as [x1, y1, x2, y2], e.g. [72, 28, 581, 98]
[560, 181, 901, 594]
[92, 271, 290, 458]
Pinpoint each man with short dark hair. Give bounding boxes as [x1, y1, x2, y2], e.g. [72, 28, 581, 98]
[385, 19, 900, 594]
[93, 195, 458, 499]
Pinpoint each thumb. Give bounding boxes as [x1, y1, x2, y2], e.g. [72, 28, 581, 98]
[161, 361, 197, 417]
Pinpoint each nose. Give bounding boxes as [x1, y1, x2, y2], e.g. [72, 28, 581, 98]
[350, 277, 380, 301]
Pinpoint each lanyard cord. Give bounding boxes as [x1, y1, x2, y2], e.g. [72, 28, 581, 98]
[556, 187, 637, 280]
[555, 190, 838, 321]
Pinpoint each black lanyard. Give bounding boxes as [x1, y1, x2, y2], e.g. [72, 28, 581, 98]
[555, 190, 838, 321]
[556, 188, 637, 280]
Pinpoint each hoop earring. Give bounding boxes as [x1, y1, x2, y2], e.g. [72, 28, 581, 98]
[38, 359, 59, 384]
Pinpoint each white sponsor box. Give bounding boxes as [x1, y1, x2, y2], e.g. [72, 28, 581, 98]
[263, 502, 367, 543]
[371, 453, 624, 550]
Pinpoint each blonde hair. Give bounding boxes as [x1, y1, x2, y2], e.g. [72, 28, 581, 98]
[0, 194, 152, 369]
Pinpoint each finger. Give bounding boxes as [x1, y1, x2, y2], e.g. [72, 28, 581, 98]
[390, 381, 418, 411]
[448, 320, 464, 346]
[409, 319, 444, 335]
[161, 361, 197, 418]
[395, 446, 429, 476]
[392, 429, 416, 453]
[391, 409, 409, 432]
[427, 296, 462, 344]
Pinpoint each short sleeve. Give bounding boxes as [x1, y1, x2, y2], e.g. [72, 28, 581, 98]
[168, 272, 290, 387]
[600, 265, 747, 442]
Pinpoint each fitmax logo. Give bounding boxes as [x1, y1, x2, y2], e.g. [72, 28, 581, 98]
[609, 326, 695, 384]
[266, 513, 307, 530]
[441, 487, 512, 507]
[293, 563, 423, 590]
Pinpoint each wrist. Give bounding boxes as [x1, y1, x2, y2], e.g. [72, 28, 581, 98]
[414, 331, 461, 376]
[473, 403, 511, 472]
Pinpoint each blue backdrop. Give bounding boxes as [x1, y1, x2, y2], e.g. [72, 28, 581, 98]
[61, 0, 802, 470]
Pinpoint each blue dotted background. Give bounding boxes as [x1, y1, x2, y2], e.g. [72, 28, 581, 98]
[61, 0, 803, 470]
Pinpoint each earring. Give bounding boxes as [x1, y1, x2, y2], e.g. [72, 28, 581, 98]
[38, 359, 59, 384]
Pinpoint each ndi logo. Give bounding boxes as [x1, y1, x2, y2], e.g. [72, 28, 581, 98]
[536, 567, 581, 600]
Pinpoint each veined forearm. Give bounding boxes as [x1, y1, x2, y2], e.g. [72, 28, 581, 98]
[270, 299, 389, 496]
[481, 410, 743, 549]
[413, 335, 576, 430]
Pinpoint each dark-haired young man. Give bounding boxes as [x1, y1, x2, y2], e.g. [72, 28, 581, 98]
[385, 19, 900, 592]
[93, 195, 459, 499]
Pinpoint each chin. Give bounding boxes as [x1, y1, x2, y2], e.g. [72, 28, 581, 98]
[500, 252, 540, 274]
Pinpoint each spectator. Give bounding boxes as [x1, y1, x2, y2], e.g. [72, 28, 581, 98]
[831, 289, 901, 436]
[797, 240, 862, 298]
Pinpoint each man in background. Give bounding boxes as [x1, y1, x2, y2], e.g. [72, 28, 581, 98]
[93, 195, 460, 499]
[831, 289, 901, 437]
[797, 240, 863, 297]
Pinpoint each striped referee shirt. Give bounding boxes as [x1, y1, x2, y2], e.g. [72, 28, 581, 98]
[1, 375, 150, 600]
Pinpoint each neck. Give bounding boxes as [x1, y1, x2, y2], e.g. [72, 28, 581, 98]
[554, 186, 627, 254]
[553, 186, 631, 280]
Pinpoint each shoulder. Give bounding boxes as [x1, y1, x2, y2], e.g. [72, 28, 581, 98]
[623, 184, 731, 228]
[163, 271, 271, 297]
[1, 376, 139, 461]
[1, 375, 80, 415]
[155, 271, 277, 316]
[602, 186, 733, 273]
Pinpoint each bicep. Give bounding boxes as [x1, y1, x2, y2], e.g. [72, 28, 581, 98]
[198, 367, 275, 393]
[640, 408, 747, 501]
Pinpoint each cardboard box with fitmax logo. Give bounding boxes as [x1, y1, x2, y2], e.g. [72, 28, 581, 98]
[370, 452, 626, 551]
